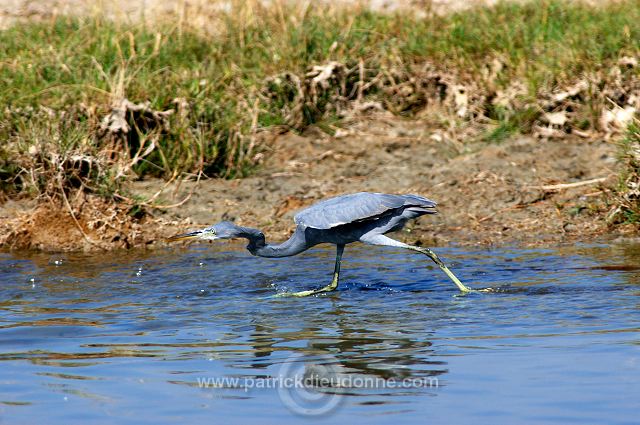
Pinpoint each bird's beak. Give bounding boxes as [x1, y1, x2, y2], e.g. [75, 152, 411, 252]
[167, 230, 204, 243]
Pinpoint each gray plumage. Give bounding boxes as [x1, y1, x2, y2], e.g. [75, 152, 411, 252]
[168, 191, 471, 295]
[294, 192, 437, 229]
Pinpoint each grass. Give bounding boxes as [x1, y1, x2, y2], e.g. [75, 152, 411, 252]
[610, 123, 640, 224]
[0, 0, 639, 201]
[483, 105, 540, 143]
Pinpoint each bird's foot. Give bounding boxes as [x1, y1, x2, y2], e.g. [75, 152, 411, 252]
[476, 287, 498, 293]
[273, 280, 338, 298]
[453, 286, 498, 295]
[273, 289, 322, 298]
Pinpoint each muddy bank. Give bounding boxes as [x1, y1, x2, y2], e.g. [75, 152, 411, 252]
[1, 0, 639, 251]
[142, 115, 624, 248]
[2, 112, 628, 252]
[0, 0, 513, 30]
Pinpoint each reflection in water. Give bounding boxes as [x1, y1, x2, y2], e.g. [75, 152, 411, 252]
[0, 244, 639, 423]
[241, 320, 444, 381]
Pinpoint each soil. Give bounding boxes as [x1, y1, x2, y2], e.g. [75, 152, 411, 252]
[0, 102, 628, 252]
[0, 0, 613, 30]
[0, 0, 635, 252]
[0, 0, 510, 30]
[131, 113, 622, 250]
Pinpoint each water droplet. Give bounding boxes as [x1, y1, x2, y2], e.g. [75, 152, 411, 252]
[48, 256, 66, 266]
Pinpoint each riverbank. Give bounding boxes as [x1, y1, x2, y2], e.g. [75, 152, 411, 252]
[1, 0, 638, 251]
[2, 111, 633, 251]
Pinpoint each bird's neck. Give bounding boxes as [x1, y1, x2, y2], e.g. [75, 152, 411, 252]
[237, 226, 308, 258]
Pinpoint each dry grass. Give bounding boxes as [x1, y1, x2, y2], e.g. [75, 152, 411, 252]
[608, 123, 640, 225]
[0, 0, 639, 232]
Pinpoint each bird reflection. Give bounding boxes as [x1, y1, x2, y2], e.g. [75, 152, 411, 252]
[238, 302, 448, 382]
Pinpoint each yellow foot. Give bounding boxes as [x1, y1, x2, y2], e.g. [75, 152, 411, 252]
[274, 282, 338, 297]
[478, 287, 496, 293]
[453, 287, 497, 295]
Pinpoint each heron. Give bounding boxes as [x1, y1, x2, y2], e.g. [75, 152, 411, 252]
[168, 192, 472, 296]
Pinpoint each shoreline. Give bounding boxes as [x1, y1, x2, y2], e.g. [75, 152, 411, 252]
[2, 118, 631, 252]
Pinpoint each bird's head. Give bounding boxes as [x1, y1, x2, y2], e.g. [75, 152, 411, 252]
[167, 221, 241, 243]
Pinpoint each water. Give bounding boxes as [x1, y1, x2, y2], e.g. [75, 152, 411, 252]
[0, 243, 639, 424]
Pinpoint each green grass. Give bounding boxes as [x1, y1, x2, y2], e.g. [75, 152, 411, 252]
[612, 123, 640, 224]
[483, 105, 540, 143]
[0, 0, 639, 199]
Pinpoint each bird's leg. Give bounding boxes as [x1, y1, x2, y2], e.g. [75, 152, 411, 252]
[277, 244, 345, 297]
[361, 235, 472, 293]
[406, 246, 472, 293]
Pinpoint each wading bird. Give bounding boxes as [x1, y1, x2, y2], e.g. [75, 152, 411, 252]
[168, 192, 472, 296]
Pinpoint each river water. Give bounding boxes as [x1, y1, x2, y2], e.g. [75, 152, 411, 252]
[0, 243, 639, 424]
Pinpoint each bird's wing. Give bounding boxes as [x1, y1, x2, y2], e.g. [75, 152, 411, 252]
[294, 192, 437, 230]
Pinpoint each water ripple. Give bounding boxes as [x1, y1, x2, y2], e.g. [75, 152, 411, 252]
[0, 244, 639, 423]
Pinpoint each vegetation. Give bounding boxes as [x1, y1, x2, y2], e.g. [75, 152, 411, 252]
[610, 123, 640, 224]
[0, 0, 639, 204]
